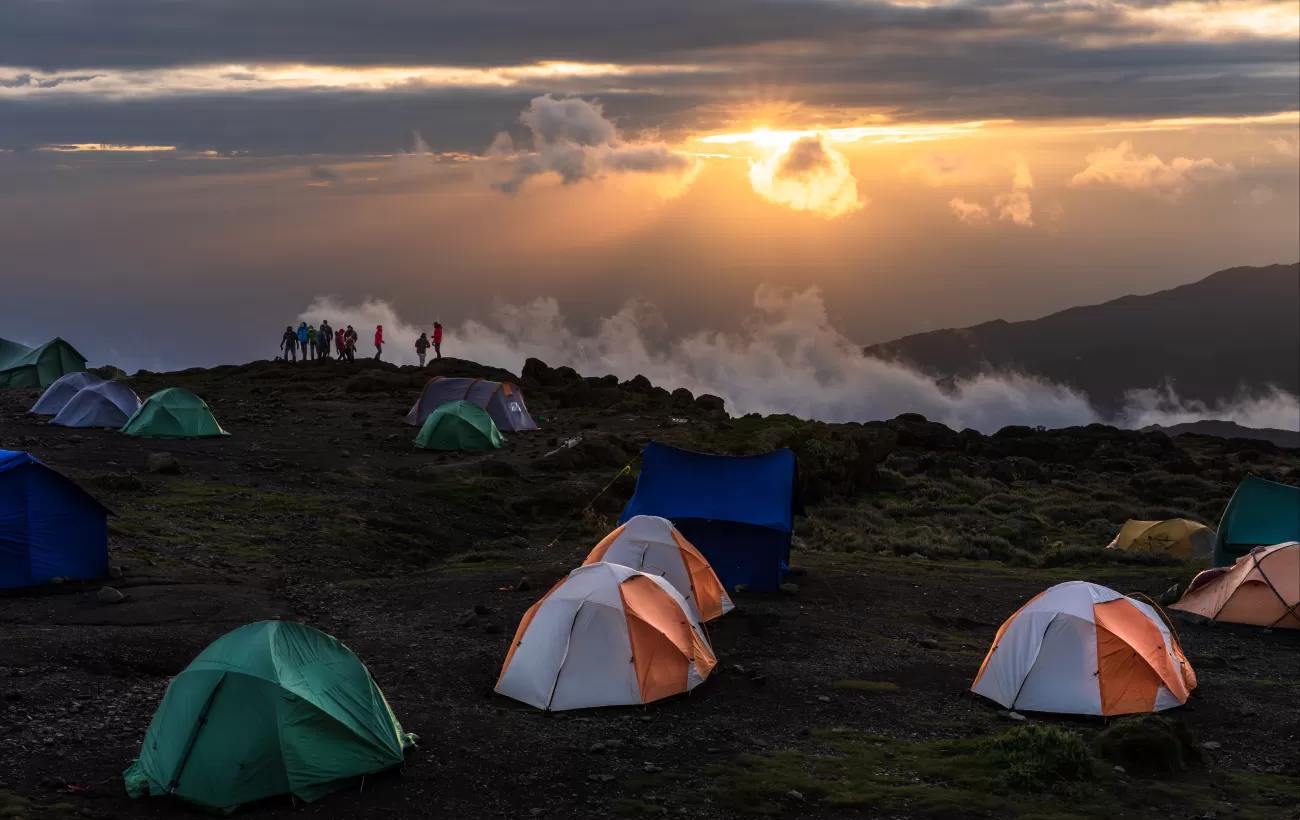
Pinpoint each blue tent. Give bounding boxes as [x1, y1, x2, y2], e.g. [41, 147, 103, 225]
[619, 442, 804, 592]
[0, 450, 111, 589]
[1215, 474, 1300, 567]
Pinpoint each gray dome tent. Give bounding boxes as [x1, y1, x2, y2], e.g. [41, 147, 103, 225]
[51, 381, 142, 428]
[30, 372, 103, 415]
[405, 376, 537, 432]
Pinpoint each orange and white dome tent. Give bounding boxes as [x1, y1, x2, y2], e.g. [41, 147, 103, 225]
[584, 515, 734, 622]
[1171, 542, 1298, 629]
[972, 581, 1196, 716]
[495, 562, 717, 711]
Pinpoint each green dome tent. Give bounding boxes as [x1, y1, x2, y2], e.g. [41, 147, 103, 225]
[121, 388, 228, 438]
[414, 400, 505, 451]
[124, 621, 416, 813]
[0, 338, 88, 388]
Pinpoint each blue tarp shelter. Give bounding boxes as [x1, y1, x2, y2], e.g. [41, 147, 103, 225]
[1215, 474, 1300, 567]
[0, 450, 111, 588]
[619, 442, 803, 592]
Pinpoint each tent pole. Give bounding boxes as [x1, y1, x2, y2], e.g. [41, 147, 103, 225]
[167, 672, 228, 794]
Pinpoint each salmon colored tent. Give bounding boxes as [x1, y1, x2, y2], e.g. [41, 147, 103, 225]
[1171, 542, 1299, 629]
[495, 563, 716, 711]
[1107, 518, 1215, 561]
[972, 581, 1196, 716]
[584, 515, 734, 622]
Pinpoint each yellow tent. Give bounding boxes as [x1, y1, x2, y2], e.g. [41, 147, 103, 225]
[1107, 519, 1215, 560]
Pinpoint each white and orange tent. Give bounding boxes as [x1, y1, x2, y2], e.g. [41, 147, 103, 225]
[584, 515, 734, 622]
[495, 563, 717, 711]
[1171, 542, 1298, 629]
[972, 581, 1196, 716]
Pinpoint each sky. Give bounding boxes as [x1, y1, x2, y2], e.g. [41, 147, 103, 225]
[1, 0, 1298, 396]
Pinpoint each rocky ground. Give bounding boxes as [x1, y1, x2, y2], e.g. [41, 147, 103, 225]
[1, 356, 1297, 820]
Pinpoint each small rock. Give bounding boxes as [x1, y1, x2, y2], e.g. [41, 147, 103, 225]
[642, 763, 662, 773]
[1008, 711, 1026, 721]
[1201, 741, 1221, 750]
[145, 452, 182, 475]
[817, 695, 831, 703]
[107, 565, 124, 580]
[472, 603, 495, 615]
[1113, 765, 1126, 774]
[750, 674, 768, 687]
[729, 663, 747, 675]
[514, 576, 532, 592]
[733, 584, 749, 594]
[588, 742, 607, 753]
[339, 449, 352, 458]
[455, 610, 478, 628]
[779, 582, 799, 595]
[588, 774, 615, 783]
[786, 789, 804, 802]
[96, 586, 125, 604]
[604, 739, 625, 751]
[918, 638, 941, 650]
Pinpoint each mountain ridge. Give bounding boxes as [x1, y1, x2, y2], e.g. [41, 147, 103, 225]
[863, 263, 1300, 411]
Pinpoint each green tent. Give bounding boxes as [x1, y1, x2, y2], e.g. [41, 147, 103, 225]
[124, 621, 416, 813]
[0, 338, 88, 388]
[121, 388, 229, 438]
[414, 399, 505, 451]
[1215, 474, 1300, 566]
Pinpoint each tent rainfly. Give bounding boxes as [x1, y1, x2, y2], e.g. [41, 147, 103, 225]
[618, 442, 804, 593]
[30, 371, 104, 414]
[124, 621, 416, 813]
[405, 376, 537, 431]
[1214, 475, 1300, 567]
[972, 581, 1196, 716]
[0, 450, 111, 588]
[52, 381, 142, 428]
[1172, 542, 1299, 629]
[584, 515, 734, 622]
[0, 338, 88, 388]
[1107, 519, 1216, 561]
[414, 400, 505, 451]
[121, 388, 228, 438]
[495, 562, 716, 711]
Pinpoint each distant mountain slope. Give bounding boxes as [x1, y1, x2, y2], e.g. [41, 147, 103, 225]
[864, 263, 1300, 411]
[1142, 421, 1300, 449]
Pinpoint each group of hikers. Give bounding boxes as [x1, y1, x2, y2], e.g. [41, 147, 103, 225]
[279, 321, 443, 364]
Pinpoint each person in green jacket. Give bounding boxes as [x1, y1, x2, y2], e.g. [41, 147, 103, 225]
[306, 325, 317, 361]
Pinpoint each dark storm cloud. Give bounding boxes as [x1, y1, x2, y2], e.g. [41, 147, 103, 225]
[0, 1, 1295, 154]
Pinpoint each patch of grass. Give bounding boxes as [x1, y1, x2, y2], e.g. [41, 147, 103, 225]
[977, 724, 1095, 792]
[713, 727, 1115, 817]
[1093, 715, 1201, 776]
[831, 680, 900, 692]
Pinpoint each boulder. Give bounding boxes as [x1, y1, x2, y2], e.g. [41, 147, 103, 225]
[670, 387, 695, 408]
[146, 453, 183, 475]
[96, 586, 125, 605]
[694, 394, 727, 416]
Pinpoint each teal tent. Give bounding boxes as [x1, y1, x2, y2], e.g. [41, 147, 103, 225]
[1215, 474, 1300, 566]
[125, 621, 416, 813]
[0, 338, 88, 388]
[121, 388, 229, 438]
[414, 400, 505, 451]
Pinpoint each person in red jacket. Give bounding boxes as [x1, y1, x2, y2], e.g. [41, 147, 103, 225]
[432, 322, 443, 360]
[374, 325, 384, 360]
[335, 327, 346, 360]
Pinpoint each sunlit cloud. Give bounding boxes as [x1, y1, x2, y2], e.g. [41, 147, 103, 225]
[1270, 136, 1300, 157]
[36, 143, 177, 152]
[699, 120, 1002, 149]
[1070, 141, 1239, 200]
[948, 198, 990, 224]
[485, 95, 698, 194]
[0, 61, 702, 99]
[746, 134, 864, 218]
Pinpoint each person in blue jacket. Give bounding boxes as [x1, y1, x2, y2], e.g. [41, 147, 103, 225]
[295, 322, 309, 362]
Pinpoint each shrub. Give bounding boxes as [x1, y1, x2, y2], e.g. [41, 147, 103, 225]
[976, 724, 1095, 792]
[1040, 545, 1184, 568]
[1093, 715, 1201, 776]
